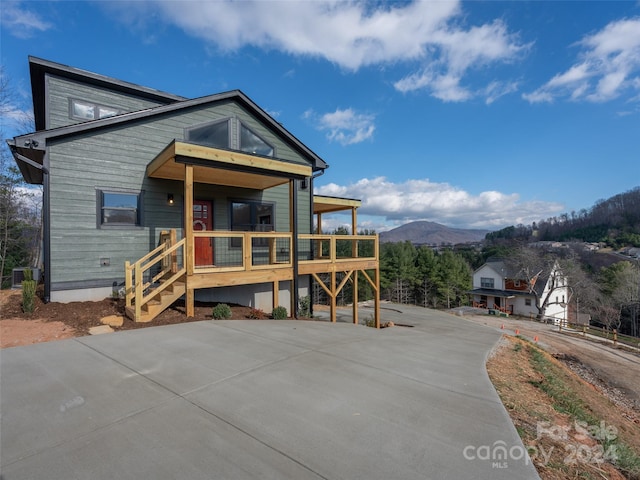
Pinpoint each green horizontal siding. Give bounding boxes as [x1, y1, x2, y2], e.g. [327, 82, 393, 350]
[47, 75, 167, 129]
[48, 97, 316, 286]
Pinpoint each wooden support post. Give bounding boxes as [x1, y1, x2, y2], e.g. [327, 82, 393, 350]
[268, 237, 277, 265]
[374, 266, 380, 329]
[125, 261, 132, 308]
[273, 280, 279, 312]
[243, 232, 252, 270]
[353, 270, 358, 325]
[135, 262, 142, 321]
[330, 270, 337, 323]
[186, 288, 195, 318]
[170, 228, 178, 273]
[185, 164, 194, 317]
[351, 206, 358, 325]
[185, 164, 194, 276]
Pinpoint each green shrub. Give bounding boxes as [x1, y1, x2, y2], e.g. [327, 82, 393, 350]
[298, 295, 311, 318]
[212, 303, 232, 320]
[271, 306, 288, 319]
[22, 269, 36, 314]
[23, 269, 33, 282]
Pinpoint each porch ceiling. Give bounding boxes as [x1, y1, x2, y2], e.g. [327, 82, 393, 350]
[147, 141, 312, 189]
[313, 195, 361, 214]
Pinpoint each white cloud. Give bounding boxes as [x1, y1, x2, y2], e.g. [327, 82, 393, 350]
[484, 81, 519, 105]
[315, 177, 563, 230]
[394, 19, 527, 102]
[107, 0, 526, 104]
[306, 107, 376, 145]
[524, 17, 640, 104]
[0, 1, 52, 38]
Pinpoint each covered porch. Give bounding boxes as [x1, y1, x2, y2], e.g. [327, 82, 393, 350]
[468, 288, 515, 315]
[125, 141, 380, 327]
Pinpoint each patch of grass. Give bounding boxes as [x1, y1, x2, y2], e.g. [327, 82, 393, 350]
[528, 345, 592, 420]
[614, 443, 640, 479]
[526, 343, 640, 479]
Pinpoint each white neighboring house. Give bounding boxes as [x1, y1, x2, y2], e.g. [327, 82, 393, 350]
[469, 258, 570, 325]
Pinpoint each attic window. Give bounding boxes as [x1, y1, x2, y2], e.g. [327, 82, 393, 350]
[70, 99, 120, 121]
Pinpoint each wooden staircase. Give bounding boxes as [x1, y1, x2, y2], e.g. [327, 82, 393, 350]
[125, 275, 186, 323]
[125, 230, 187, 323]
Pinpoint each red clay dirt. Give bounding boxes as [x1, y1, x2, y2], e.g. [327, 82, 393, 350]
[0, 288, 255, 348]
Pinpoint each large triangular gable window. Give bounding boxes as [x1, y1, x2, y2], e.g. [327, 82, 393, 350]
[185, 118, 274, 157]
[240, 123, 273, 156]
[186, 119, 230, 149]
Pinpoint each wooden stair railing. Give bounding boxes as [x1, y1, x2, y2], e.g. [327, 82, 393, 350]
[125, 230, 186, 322]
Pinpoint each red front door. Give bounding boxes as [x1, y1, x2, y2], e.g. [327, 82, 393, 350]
[193, 200, 213, 266]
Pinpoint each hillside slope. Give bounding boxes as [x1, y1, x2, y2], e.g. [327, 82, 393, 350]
[380, 221, 489, 245]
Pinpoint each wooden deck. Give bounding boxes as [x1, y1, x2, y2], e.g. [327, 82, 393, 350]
[126, 230, 380, 326]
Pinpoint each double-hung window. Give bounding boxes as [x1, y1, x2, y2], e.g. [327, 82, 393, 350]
[480, 277, 495, 289]
[97, 189, 143, 228]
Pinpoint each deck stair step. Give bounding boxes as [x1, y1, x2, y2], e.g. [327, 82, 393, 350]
[126, 275, 186, 323]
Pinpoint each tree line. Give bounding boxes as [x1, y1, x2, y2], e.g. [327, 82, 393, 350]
[312, 232, 472, 311]
[318, 226, 639, 338]
[487, 186, 640, 247]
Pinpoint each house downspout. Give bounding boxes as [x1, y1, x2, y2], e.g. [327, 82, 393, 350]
[291, 179, 299, 318]
[12, 149, 51, 303]
[42, 155, 50, 303]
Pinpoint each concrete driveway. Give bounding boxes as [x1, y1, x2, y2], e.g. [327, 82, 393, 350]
[1, 305, 539, 479]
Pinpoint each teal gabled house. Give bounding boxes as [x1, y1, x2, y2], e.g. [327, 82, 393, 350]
[9, 57, 380, 326]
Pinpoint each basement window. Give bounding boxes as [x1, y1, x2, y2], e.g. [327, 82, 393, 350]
[97, 189, 143, 228]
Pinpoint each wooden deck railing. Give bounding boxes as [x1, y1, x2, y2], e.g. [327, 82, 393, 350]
[126, 230, 379, 320]
[187, 232, 379, 273]
[298, 234, 377, 261]
[189, 231, 294, 274]
[125, 232, 186, 320]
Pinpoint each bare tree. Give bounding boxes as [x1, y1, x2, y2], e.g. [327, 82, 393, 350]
[595, 300, 622, 334]
[0, 66, 40, 287]
[610, 261, 640, 337]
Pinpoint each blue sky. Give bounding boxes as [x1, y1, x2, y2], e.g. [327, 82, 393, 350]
[2, 1, 639, 232]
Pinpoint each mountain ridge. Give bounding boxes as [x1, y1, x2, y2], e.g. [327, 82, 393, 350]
[379, 221, 490, 245]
